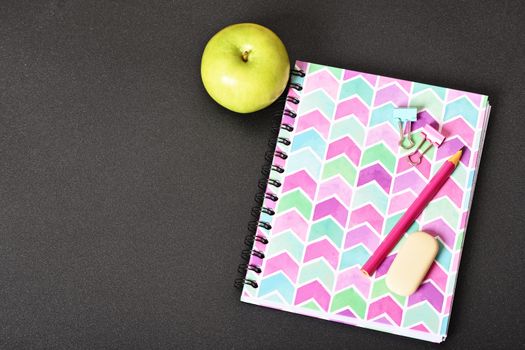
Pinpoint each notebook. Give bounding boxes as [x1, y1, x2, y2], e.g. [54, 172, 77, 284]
[237, 60, 491, 342]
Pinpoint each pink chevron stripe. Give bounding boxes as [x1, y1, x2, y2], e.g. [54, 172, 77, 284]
[326, 136, 361, 165]
[373, 84, 409, 107]
[335, 267, 371, 296]
[421, 219, 456, 249]
[411, 324, 430, 333]
[442, 118, 475, 145]
[263, 252, 299, 282]
[396, 155, 431, 180]
[447, 89, 482, 107]
[388, 191, 417, 214]
[452, 251, 461, 272]
[303, 69, 339, 99]
[344, 225, 380, 251]
[356, 163, 392, 193]
[444, 295, 454, 314]
[364, 124, 399, 152]
[408, 281, 444, 312]
[303, 239, 339, 269]
[334, 97, 369, 125]
[367, 296, 403, 325]
[313, 198, 348, 228]
[377, 76, 412, 93]
[434, 178, 463, 208]
[343, 70, 378, 86]
[317, 177, 353, 205]
[295, 110, 331, 139]
[375, 254, 396, 278]
[424, 263, 448, 292]
[348, 204, 384, 234]
[272, 211, 309, 241]
[460, 210, 469, 230]
[392, 171, 427, 194]
[294, 280, 331, 311]
[282, 170, 317, 200]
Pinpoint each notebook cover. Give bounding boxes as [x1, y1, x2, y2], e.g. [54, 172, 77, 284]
[241, 60, 491, 342]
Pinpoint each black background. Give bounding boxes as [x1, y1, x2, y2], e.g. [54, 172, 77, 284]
[1, 0, 524, 349]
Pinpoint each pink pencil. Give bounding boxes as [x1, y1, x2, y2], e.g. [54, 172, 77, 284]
[361, 149, 463, 277]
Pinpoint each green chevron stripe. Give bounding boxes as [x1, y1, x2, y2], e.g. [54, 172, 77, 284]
[370, 278, 406, 305]
[410, 132, 436, 159]
[322, 157, 357, 185]
[308, 63, 343, 79]
[412, 83, 446, 100]
[330, 288, 367, 318]
[299, 260, 335, 290]
[423, 198, 460, 228]
[410, 90, 444, 120]
[277, 190, 313, 219]
[330, 117, 365, 144]
[352, 183, 389, 213]
[403, 303, 440, 333]
[265, 231, 304, 261]
[298, 90, 335, 117]
[301, 300, 323, 312]
[455, 231, 465, 250]
[339, 78, 374, 105]
[360, 143, 396, 173]
[309, 218, 344, 247]
[450, 162, 468, 187]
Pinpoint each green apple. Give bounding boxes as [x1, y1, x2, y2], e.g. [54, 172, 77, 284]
[201, 23, 290, 113]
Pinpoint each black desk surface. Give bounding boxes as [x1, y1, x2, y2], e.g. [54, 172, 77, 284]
[1, 0, 524, 349]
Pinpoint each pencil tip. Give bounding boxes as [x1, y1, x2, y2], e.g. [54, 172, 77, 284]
[448, 149, 463, 166]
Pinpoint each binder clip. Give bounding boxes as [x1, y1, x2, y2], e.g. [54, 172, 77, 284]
[393, 108, 417, 149]
[407, 124, 445, 166]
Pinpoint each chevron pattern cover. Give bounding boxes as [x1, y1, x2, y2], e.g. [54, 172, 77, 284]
[241, 60, 491, 342]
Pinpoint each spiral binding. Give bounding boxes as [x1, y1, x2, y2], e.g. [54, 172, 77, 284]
[235, 68, 304, 289]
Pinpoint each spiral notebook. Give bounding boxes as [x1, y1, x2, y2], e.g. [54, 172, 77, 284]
[237, 60, 491, 342]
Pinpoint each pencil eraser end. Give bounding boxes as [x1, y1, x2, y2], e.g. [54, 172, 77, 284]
[385, 232, 439, 296]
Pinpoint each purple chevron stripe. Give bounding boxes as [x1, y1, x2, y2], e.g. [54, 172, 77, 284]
[303, 69, 340, 99]
[348, 204, 384, 234]
[344, 225, 380, 252]
[434, 178, 463, 207]
[392, 171, 427, 194]
[313, 198, 348, 228]
[326, 136, 361, 165]
[424, 263, 448, 292]
[374, 84, 409, 107]
[294, 280, 331, 311]
[421, 219, 456, 249]
[272, 211, 309, 241]
[334, 97, 369, 125]
[375, 254, 396, 278]
[436, 138, 471, 165]
[367, 296, 402, 325]
[408, 281, 444, 312]
[388, 191, 417, 214]
[365, 124, 399, 152]
[282, 170, 317, 200]
[303, 239, 339, 269]
[264, 252, 299, 282]
[412, 111, 439, 131]
[357, 163, 392, 193]
[337, 309, 357, 319]
[335, 267, 371, 296]
[317, 177, 352, 205]
[396, 156, 431, 180]
[377, 76, 412, 93]
[343, 70, 378, 86]
[442, 118, 475, 145]
[296, 110, 331, 139]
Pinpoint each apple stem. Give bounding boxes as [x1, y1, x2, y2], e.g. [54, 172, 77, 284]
[241, 50, 250, 62]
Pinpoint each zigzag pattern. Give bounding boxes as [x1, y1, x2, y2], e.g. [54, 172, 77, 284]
[244, 62, 490, 341]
